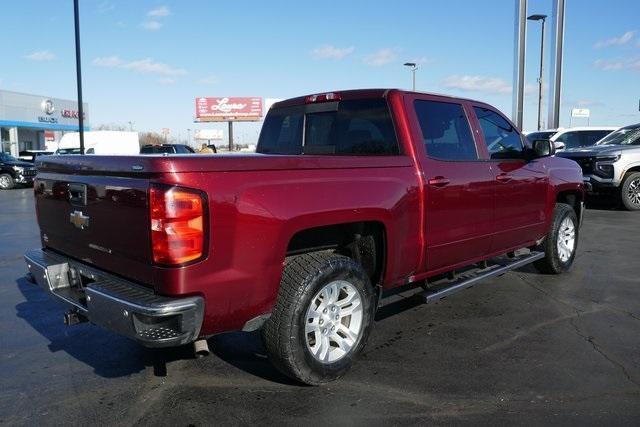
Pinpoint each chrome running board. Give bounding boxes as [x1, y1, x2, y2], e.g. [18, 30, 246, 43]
[420, 251, 545, 303]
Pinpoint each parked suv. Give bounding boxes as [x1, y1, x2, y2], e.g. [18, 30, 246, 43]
[557, 123, 640, 210]
[0, 152, 37, 189]
[25, 89, 584, 384]
[550, 127, 617, 151]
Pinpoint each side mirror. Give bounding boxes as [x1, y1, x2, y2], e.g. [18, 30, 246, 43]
[554, 140, 566, 151]
[532, 139, 554, 158]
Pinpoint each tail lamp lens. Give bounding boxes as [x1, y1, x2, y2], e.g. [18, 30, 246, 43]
[150, 185, 206, 265]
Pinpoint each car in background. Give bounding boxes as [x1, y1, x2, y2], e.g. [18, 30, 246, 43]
[550, 127, 617, 151]
[140, 144, 196, 154]
[0, 152, 37, 190]
[18, 150, 54, 163]
[525, 129, 559, 143]
[557, 123, 640, 210]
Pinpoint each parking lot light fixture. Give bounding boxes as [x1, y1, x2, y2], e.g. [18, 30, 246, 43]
[528, 14, 547, 131]
[403, 62, 418, 91]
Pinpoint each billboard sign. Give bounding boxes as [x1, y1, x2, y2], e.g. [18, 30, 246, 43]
[195, 97, 262, 121]
[571, 108, 590, 118]
[194, 129, 224, 140]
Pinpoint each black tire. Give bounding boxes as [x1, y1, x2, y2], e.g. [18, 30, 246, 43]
[533, 203, 579, 274]
[0, 174, 14, 190]
[620, 172, 640, 211]
[262, 251, 375, 385]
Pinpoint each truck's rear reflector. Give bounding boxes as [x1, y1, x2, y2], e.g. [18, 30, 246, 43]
[150, 185, 206, 266]
[305, 92, 341, 104]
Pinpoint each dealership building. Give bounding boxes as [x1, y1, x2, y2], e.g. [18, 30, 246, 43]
[0, 90, 89, 156]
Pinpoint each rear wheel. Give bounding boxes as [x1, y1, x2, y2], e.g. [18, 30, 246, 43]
[262, 251, 375, 385]
[533, 203, 578, 274]
[0, 174, 14, 190]
[620, 172, 640, 211]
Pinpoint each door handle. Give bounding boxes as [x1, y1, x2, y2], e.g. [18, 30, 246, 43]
[428, 176, 450, 187]
[496, 173, 512, 183]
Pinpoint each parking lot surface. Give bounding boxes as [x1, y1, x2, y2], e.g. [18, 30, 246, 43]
[0, 188, 639, 425]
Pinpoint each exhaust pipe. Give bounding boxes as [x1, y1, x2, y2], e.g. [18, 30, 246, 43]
[63, 311, 87, 326]
[193, 339, 210, 358]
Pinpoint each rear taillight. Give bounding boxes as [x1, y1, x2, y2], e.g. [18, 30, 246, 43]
[150, 184, 207, 266]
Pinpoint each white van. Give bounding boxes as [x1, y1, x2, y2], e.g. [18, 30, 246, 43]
[57, 131, 140, 155]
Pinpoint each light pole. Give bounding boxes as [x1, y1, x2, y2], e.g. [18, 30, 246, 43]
[187, 128, 191, 146]
[528, 14, 547, 130]
[403, 62, 417, 91]
[73, 0, 85, 154]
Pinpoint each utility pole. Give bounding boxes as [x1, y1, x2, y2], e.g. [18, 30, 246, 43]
[73, 0, 85, 154]
[512, 0, 528, 130]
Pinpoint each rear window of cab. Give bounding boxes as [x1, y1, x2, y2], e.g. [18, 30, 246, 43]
[256, 99, 399, 156]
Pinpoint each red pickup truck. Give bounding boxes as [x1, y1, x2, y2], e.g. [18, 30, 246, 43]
[25, 89, 584, 385]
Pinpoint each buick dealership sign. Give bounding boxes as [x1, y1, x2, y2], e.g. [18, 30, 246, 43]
[195, 97, 262, 121]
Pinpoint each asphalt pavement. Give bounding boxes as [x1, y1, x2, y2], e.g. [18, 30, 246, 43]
[1, 188, 639, 425]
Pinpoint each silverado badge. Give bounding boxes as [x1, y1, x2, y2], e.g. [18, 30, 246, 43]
[70, 210, 90, 230]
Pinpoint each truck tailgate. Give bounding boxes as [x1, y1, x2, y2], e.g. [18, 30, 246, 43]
[34, 172, 153, 286]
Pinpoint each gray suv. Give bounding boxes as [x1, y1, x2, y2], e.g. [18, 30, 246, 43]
[557, 123, 640, 210]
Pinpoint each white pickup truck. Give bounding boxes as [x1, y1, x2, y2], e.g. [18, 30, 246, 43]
[557, 123, 640, 210]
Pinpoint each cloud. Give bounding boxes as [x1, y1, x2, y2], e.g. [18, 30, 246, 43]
[630, 59, 640, 71]
[148, 5, 170, 17]
[594, 58, 625, 71]
[92, 56, 123, 67]
[594, 30, 636, 48]
[311, 45, 355, 60]
[122, 58, 186, 76]
[97, 1, 115, 13]
[156, 77, 175, 85]
[141, 20, 162, 30]
[574, 99, 604, 108]
[24, 50, 55, 61]
[198, 75, 218, 85]
[93, 56, 187, 76]
[364, 48, 397, 67]
[442, 75, 512, 94]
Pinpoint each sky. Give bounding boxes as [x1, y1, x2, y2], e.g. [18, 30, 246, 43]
[2, 0, 640, 144]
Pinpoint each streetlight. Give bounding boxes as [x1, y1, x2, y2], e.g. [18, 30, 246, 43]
[403, 62, 417, 91]
[528, 14, 547, 131]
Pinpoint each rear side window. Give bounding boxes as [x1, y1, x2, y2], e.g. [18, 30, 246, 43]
[414, 100, 477, 161]
[473, 107, 524, 159]
[256, 99, 399, 155]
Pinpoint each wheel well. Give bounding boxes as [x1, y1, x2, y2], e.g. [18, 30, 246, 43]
[624, 166, 640, 176]
[287, 221, 386, 286]
[557, 190, 583, 220]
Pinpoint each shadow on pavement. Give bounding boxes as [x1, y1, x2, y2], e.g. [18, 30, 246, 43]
[15, 276, 194, 379]
[210, 331, 301, 386]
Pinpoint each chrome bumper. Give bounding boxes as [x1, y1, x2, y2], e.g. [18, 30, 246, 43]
[24, 249, 204, 348]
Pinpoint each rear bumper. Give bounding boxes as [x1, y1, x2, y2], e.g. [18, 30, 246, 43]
[24, 248, 204, 348]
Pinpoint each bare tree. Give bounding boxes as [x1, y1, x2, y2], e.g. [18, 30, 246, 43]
[139, 132, 165, 148]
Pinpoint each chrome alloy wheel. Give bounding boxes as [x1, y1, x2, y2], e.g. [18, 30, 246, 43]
[304, 280, 363, 363]
[627, 178, 640, 207]
[0, 175, 11, 189]
[557, 217, 576, 262]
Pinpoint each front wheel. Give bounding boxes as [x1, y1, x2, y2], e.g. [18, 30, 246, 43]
[620, 172, 640, 211]
[0, 174, 14, 190]
[262, 251, 375, 385]
[533, 203, 579, 274]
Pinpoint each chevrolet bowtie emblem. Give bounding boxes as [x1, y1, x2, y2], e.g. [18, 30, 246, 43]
[70, 210, 90, 230]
